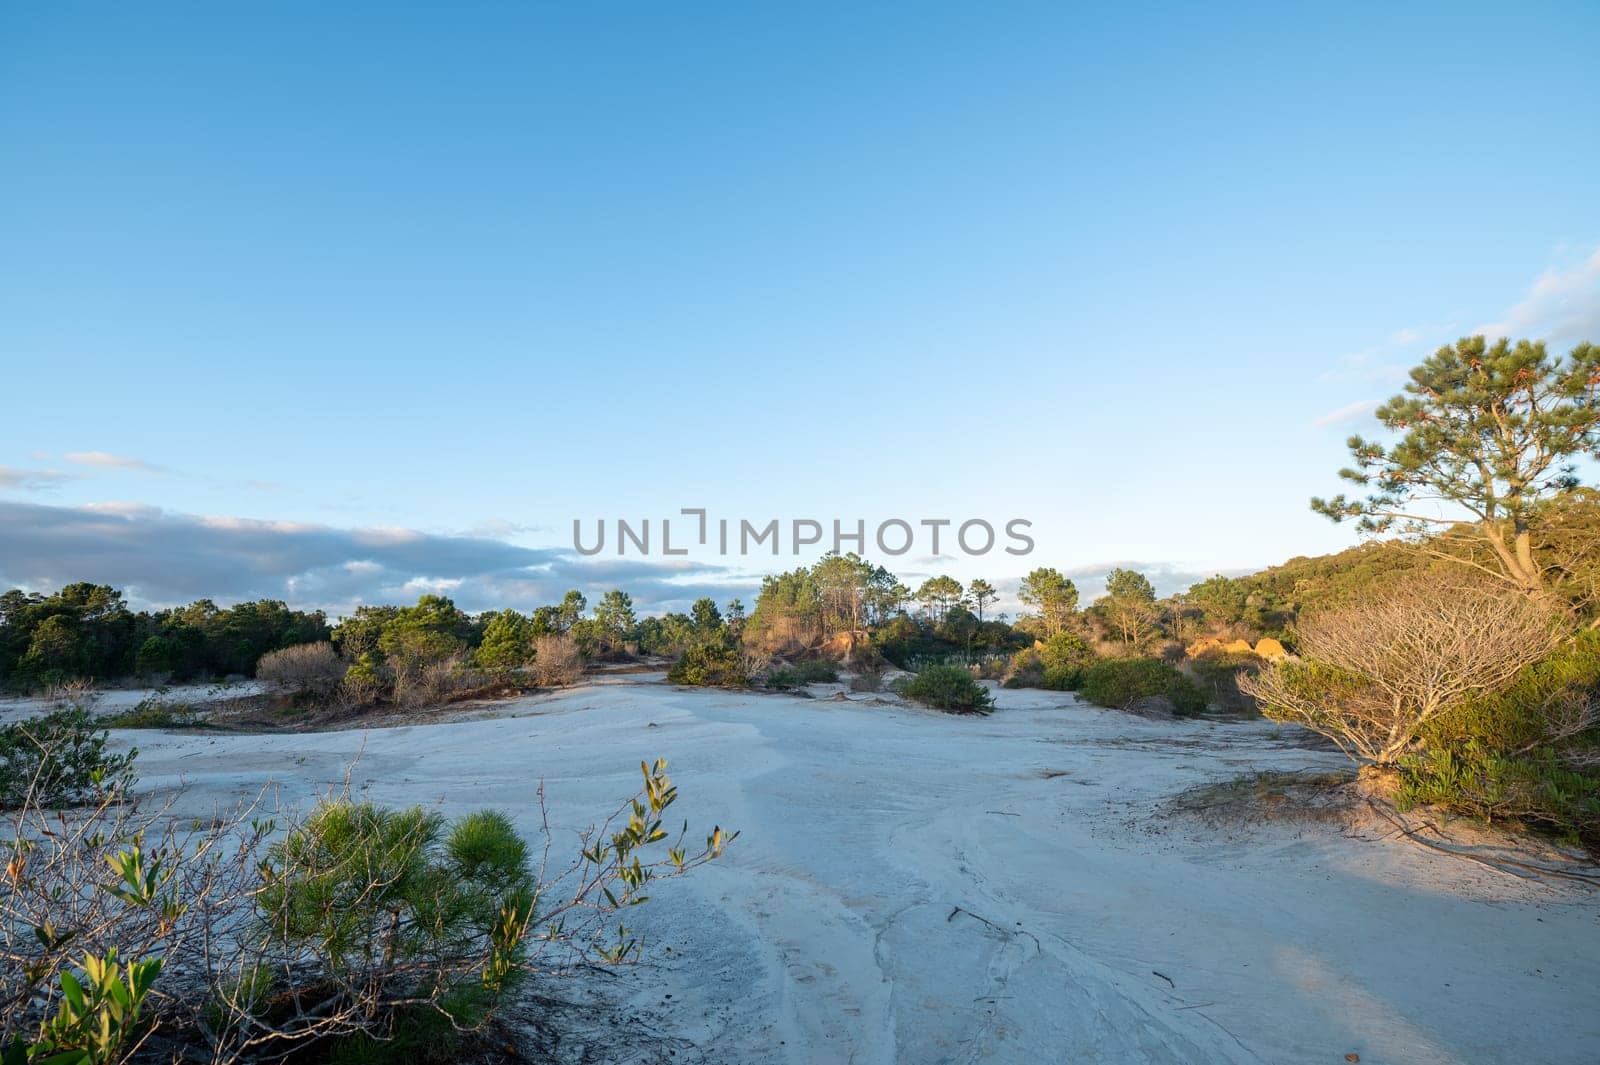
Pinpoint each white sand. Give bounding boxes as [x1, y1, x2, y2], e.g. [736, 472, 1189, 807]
[0, 680, 263, 724]
[84, 678, 1600, 1063]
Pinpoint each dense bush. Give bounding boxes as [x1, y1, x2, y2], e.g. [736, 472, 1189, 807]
[393, 653, 471, 708]
[765, 658, 839, 689]
[1078, 658, 1208, 716]
[475, 609, 533, 673]
[893, 663, 994, 714]
[1002, 648, 1043, 689]
[340, 652, 385, 707]
[871, 613, 1024, 671]
[1398, 741, 1600, 851]
[3, 751, 734, 1064]
[532, 633, 584, 687]
[1418, 631, 1600, 753]
[1241, 578, 1562, 764]
[256, 641, 346, 699]
[1038, 631, 1094, 672]
[0, 708, 137, 808]
[1187, 649, 1266, 713]
[1003, 633, 1096, 690]
[668, 640, 749, 687]
[258, 802, 536, 1046]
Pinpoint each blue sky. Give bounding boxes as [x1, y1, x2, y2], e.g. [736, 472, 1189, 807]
[2, 2, 1597, 615]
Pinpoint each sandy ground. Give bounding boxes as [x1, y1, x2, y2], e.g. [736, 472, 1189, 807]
[37, 677, 1600, 1064]
[0, 680, 263, 724]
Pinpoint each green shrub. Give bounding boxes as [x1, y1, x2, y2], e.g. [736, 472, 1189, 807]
[2, 753, 732, 1065]
[1005, 633, 1096, 690]
[1002, 648, 1043, 689]
[1040, 665, 1081, 691]
[1419, 631, 1600, 752]
[18, 949, 163, 1065]
[1039, 632, 1094, 673]
[765, 659, 839, 689]
[1398, 741, 1600, 851]
[1187, 650, 1266, 713]
[1079, 659, 1208, 716]
[893, 663, 994, 714]
[258, 802, 536, 1040]
[341, 652, 385, 706]
[0, 708, 137, 809]
[667, 641, 749, 687]
[100, 697, 204, 730]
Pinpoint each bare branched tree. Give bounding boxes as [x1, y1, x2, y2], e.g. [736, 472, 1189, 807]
[256, 642, 345, 699]
[531, 634, 583, 687]
[1240, 576, 1562, 765]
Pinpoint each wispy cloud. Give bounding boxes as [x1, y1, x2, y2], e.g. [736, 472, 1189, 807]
[0, 466, 76, 493]
[62, 451, 170, 474]
[1316, 336, 1428, 387]
[1313, 243, 1600, 421]
[0, 500, 757, 616]
[1479, 245, 1600, 346]
[1313, 398, 1380, 429]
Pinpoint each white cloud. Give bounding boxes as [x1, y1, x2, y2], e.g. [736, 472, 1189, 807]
[0, 465, 75, 492]
[1315, 346, 1413, 386]
[1479, 245, 1600, 345]
[62, 451, 169, 473]
[1313, 398, 1380, 429]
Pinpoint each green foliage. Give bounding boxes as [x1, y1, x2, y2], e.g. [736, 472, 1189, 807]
[474, 609, 532, 673]
[1398, 741, 1600, 850]
[1079, 658, 1207, 716]
[1094, 569, 1162, 649]
[332, 595, 472, 676]
[258, 800, 537, 1024]
[1419, 631, 1600, 752]
[588, 589, 638, 656]
[1185, 575, 1249, 626]
[0, 709, 137, 809]
[893, 663, 994, 714]
[2, 754, 733, 1065]
[323, 1002, 473, 1065]
[1104, 568, 1155, 602]
[0, 584, 328, 691]
[1216, 539, 1425, 638]
[22, 949, 162, 1065]
[1039, 632, 1094, 675]
[667, 641, 748, 687]
[633, 613, 697, 656]
[765, 659, 839, 689]
[1039, 666, 1079, 691]
[914, 576, 965, 622]
[99, 698, 204, 730]
[526, 590, 587, 638]
[1017, 567, 1078, 636]
[689, 598, 722, 633]
[341, 653, 384, 705]
[1187, 650, 1266, 713]
[967, 578, 999, 621]
[872, 611, 1025, 671]
[1006, 632, 1096, 690]
[1313, 335, 1600, 593]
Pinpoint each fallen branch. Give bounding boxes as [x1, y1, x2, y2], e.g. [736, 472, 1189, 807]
[1366, 800, 1600, 888]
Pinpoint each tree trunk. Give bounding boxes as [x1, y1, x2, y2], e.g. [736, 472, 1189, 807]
[1511, 526, 1543, 593]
